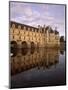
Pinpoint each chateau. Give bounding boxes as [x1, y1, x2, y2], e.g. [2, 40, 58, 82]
[10, 21, 60, 48]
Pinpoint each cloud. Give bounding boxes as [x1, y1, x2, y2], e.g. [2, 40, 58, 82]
[10, 2, 41, 23]
[10, 2, 65, 36]
[10, 2, 32, 18]
[10, 2, 54, 22]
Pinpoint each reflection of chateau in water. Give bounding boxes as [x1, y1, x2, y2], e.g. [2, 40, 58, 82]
[11, 48, 64, 76]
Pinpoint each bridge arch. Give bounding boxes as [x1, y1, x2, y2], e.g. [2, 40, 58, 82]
[31, 41, 35, 48]
[10, 41, 18, 57]
[11, 41, 17, 48]
[21, 41, 28, 49]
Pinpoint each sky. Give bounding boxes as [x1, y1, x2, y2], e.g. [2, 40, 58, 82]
[10, 2, 65, 37]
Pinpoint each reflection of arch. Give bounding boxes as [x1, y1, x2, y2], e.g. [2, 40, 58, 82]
[60, 50, 64, 55]
[30, 48, 35, 54]
[22, 48, 28, 56]
[11, 41, 17, 48]
[11, 48, 18, 57]
[22, 41, 28, 49]
[31, 42, 35, 48]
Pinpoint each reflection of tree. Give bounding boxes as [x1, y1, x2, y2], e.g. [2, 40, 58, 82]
[60, 36, 65, 51]
[60, 50, 64, 55]
[60, 36, 64, 42]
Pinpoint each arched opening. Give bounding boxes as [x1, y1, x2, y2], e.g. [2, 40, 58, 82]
[31, 42, 35, 48]
[11, 48, 18, 57]
[22, 41, 28, 49]
[10, 41, 18, 57]
[11, 41, 17, 48]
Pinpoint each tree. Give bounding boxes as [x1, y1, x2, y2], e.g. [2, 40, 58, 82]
[60, 36, 64, 42]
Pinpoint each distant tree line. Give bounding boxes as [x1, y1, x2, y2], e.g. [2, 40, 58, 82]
[60, 36, 65, 42]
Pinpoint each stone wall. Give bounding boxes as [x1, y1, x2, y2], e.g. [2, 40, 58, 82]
[10, 21, 60, 48]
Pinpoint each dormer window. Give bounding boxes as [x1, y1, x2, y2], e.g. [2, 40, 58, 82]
[24, 26, 26, 30]
[18, 25, 21, 29]
[12, 24, 15, 28]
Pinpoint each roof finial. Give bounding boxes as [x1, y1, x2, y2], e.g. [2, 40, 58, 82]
[55, 27, 57, 30]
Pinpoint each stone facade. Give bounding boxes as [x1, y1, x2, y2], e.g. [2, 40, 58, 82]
[10, 21, 60, 48]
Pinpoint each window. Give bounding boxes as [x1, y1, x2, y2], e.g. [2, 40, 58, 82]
[26, 27, 28, 30]
[19, 36, 21, 39]
[13, 35, 14, 39]
[13, 29, 14, 33]
[55, 36, 58, 40]
[33, 29, 35, 32]
[24, 31, 25, 34]
[24, 36, 25, 40]
[30, 28, 32, 31]
[24, 26, 26, 30]
[19, 30, 20, 34]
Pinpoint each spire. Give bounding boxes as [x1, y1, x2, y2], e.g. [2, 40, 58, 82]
[54, 27, 59, 34]
[55, 27, 57, 30]
[38, 25, 40, 28]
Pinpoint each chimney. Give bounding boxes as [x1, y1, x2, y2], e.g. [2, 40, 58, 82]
[43, 25, 46, 32]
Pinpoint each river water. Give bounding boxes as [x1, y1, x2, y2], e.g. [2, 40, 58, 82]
[10, 48, 66, 88]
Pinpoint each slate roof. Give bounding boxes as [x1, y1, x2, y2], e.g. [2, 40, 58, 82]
[10, 21, 38, 31]
[10, 21, 59, 34]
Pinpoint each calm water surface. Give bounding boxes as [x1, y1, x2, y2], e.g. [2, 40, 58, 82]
[10, 48, 66, 88]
